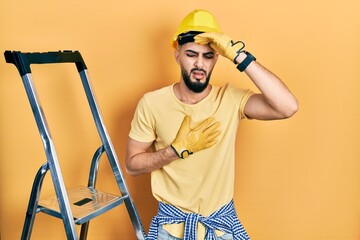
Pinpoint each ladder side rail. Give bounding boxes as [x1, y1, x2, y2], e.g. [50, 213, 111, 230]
[123, 198, 147, 239]
[22, 162, 49, 240]
[78, 70, 146, 239]
[5, 51, 85, 240]
[78, 70, 127, 193]
[21, 73, 78, 240]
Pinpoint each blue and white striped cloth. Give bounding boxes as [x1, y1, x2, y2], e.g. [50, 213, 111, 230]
[147, 200, 250, 240]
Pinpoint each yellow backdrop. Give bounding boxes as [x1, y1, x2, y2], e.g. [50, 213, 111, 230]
[1, 0, 359, 239]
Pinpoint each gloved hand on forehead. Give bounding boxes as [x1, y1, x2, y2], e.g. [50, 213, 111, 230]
[171, 115, 221, 159]
[194, 32, 245, 64]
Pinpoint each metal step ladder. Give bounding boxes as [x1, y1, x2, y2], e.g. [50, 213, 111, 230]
[4, 50, 146, 240]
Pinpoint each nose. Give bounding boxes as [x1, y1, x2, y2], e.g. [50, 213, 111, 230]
[194, 57, 204, 69]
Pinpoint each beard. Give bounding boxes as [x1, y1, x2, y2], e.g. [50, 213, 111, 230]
[181, 66, 212, 93]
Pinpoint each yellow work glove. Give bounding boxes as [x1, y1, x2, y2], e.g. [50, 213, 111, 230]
[171, 115, 221, 159]
[194, 32, 245, 63]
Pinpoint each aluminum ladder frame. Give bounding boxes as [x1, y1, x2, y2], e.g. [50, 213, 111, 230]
[4, 50, 146, 240]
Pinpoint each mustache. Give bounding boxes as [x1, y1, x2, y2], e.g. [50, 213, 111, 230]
[191, 68, 207, 76]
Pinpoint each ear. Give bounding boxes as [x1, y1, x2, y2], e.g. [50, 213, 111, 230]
[174, 48, 180, 64]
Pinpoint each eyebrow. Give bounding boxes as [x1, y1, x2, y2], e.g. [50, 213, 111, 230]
[185, 49, 215, 56]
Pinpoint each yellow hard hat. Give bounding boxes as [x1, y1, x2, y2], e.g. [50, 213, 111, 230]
[172, 9, 222, 48]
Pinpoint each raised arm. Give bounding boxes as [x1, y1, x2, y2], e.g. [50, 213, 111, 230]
[194, 32, 298, 120]
[239, 55, 298, 120]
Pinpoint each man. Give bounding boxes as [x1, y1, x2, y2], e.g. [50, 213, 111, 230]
[125, 9, 298, 240]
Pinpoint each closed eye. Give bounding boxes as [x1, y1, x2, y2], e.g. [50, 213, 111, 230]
[185, 50, 198, 57]
[204, 53, 215, 59]
[186, 53, 197, 57]
[184, 50, 215, 59]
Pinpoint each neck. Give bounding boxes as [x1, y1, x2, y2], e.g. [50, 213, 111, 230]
[173, 82, 212, 104]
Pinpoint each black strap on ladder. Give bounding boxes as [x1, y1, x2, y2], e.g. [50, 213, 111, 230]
[4, 50, 146, 240]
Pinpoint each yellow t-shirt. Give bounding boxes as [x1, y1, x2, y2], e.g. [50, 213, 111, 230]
[129, 83, 253, 238]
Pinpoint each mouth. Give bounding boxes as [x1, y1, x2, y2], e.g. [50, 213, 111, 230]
[191, 69, 206, 80]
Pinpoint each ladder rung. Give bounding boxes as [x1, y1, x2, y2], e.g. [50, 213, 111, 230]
[38, 186, 127, 225]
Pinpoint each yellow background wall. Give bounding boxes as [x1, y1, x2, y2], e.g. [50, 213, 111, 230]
[0, 0, 359, 239]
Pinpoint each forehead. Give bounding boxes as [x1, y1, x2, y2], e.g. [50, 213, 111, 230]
[179, 42, 215, 54]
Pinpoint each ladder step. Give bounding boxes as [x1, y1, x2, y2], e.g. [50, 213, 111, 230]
[38, 186, 127, 225]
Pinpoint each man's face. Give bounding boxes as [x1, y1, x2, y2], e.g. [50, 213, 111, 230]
[175, 42, 218, 93]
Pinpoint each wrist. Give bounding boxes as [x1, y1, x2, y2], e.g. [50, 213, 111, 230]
[168, 145, 184, 160]
[170, 144, 191, 159]
[234, 51, 247, 64]
[236, 51, 256, 72]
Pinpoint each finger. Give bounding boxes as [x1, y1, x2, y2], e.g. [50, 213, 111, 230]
[203, 121, 220, 133]
[192, 117, 214, 131]
[203, 139, 218, 149]
[179, 115, 190, 128]
[196, 32, 217, 40]
[209, 42, 223, 55]
[183, 115, 190, 123]
[194, 35, 211, 45]
[205, 130, 221, 141]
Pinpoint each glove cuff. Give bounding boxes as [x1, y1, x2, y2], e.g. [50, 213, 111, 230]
[170, 145, 192, 159]
[237, 51, 256, 72]
[231, 40, 246, 64]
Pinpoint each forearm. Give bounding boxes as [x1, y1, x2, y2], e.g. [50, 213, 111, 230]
[126, 145, 178, 176]
[236, 52, 298, 119]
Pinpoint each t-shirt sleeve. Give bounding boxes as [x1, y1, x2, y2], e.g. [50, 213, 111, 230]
[237, 88, 255, 120]
[129, 95, 157, 142]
